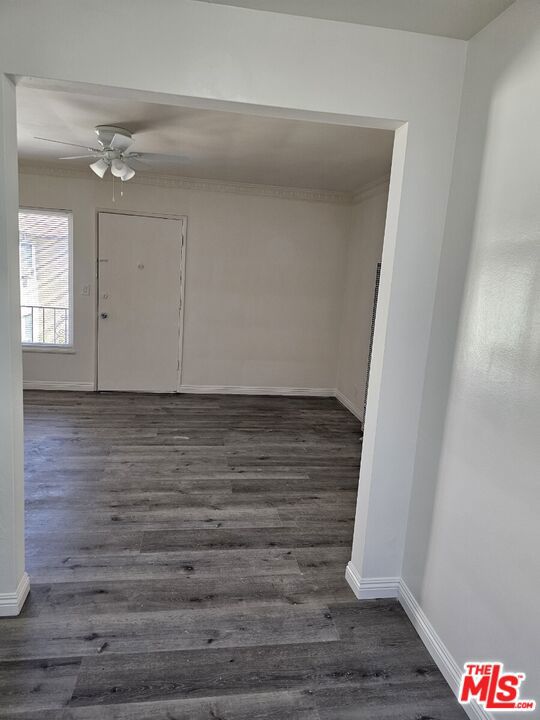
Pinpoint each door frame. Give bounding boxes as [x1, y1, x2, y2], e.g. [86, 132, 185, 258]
[95, 209, 187, 392]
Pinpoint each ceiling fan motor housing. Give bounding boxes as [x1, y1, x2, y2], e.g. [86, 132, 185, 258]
[95, 125, 132, 149]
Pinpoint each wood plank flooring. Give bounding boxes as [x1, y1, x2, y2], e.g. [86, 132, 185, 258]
[0, 391, 467, 718]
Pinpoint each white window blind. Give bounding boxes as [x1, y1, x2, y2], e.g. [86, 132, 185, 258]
[19, 209, 72, 346]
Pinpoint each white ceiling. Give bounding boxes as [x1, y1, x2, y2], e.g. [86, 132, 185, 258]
[17, 87, 394, 194]
[193, 0, 515, 40]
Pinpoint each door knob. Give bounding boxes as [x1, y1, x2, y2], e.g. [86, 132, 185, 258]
[100, 312, 108, 319]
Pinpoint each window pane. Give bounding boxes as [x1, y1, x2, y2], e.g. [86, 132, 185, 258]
[19, 210, 71, 345]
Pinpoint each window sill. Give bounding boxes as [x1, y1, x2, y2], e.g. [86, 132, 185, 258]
[22, 345, 76, 355]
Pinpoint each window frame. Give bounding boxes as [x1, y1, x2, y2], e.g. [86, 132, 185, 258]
[19, 207, 74, 352]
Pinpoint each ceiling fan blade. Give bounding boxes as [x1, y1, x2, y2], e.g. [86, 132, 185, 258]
[110, 133, 133, 152]
[126, 152, 191, 167]
[59, 154, 101, 160]
[34, 136, 100, 152]
[125, 156, 150, 167]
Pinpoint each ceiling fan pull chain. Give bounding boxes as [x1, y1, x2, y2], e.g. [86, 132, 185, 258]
[112, 174, 115, 203]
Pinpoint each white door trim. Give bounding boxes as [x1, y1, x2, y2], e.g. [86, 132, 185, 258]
[95, 210, 187, 392]
[177, 218, 187, 391]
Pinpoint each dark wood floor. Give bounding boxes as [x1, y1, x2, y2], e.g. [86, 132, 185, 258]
[0, 391, 466, 719]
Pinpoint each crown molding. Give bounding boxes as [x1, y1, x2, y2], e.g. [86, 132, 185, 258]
[18, 163, 354, 205]
[19, 163, 89, 181]
[352, 174, 390, 205]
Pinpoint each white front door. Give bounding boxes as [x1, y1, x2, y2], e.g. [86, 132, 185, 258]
[97, 212, 184, 392]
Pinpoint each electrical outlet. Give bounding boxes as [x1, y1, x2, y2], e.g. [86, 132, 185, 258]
[81, 285, 91, 296]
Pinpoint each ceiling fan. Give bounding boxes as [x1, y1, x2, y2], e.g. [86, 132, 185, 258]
[34, 125, 180, 182]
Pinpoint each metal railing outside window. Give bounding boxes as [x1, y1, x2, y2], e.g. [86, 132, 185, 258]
[21, 305, 69, 345]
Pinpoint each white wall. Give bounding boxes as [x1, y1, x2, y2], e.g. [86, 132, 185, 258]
[0, 0, 467, 608]
[3, 5, 536, 704]
[19, 168, 350, 392]
[0, 77, 27, 614]
[337, 184, 388, 418]
[402, 0, 540, 706]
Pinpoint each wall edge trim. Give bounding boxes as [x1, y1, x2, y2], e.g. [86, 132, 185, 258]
[23, 381, 95, 391]
[179, 384, 335, 397]
[20, 383, 371, 421]
[345, 561, 400, 599]
[343, 571, 490, 720]
[335, 389, 364, 421]
[0, 572, 30, 617]
[398, 580, 492, 720]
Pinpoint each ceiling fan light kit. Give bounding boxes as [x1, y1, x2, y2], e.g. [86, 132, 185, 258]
[90, 157, 109, 179]
[37, 125, 139, 184]
[91, 126, 137, 182]
[34, 125, 190, 195]
[120, 165, 135, 181]
[111, 158, 128, 178]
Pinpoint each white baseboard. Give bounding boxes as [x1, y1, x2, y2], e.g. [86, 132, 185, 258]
[21, 382, 364, 428]
[399, 580, 491, 720]
[335, 389, 364, 421]
[0, 572, 30, 617]
[179, 384, 335, 397]
[345, 561, 400, 599]
[23, 381, 95, 391]
[179, 385, 364, 424]
[344, 571, 489, 719]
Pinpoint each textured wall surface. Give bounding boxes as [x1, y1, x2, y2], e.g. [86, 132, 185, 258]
[403, 0, 540, 702]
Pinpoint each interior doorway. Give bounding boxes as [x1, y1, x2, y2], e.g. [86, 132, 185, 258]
[97, 211, 186, 392]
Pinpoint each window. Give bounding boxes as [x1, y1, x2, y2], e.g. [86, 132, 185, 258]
[19, 209, 72, 347]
